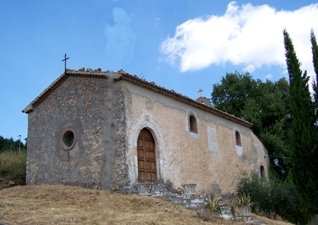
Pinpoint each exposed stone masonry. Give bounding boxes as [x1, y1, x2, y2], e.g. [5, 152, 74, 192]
[26, 75, 129, 190]
[138, 182, 206, 210]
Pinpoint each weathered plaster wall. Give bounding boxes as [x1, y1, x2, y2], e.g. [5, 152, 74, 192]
[25, 72, 268, 193]
[123, 82, 268, 194]
[26, 75, 128, 189]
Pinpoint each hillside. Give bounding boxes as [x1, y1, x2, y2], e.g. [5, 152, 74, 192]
[0, 184, 294, 225]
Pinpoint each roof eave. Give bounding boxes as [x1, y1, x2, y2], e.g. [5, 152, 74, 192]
[22, 69, 253, 128]
[118, 72, 253, 128]
[22, 104, 34, 114]
[21, 70, 110, 114]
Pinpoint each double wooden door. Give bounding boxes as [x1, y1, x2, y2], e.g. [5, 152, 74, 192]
[137, 128, 157, 183]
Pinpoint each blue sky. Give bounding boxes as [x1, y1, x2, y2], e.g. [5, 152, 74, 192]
[1, 0, 318, 142]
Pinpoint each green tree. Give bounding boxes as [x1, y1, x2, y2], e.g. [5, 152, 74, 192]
[211, 71, 258, 118]
[312, 30, 318, 114]
[0, 135, 26, 153]
[284, 29, 318, 225]
[211, 72, 290, 179]
[310, 30, 318, 225]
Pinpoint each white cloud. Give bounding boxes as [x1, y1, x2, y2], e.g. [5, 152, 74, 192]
[104, 8, 137, 70]
[243, 64, 256, 73]
[264, 74, 273, 80]
[160, 1, 318, 79]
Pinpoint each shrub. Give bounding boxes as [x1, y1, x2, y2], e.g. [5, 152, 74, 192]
[0, 150, 26, 178]
[236, 171, 309, 224]
[237, 192, 252, 207]
[205, 194, 221, 213]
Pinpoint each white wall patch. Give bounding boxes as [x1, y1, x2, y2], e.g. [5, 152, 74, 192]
[207, 126, 219, 154]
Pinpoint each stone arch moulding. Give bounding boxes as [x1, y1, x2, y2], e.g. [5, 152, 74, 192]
[129, 120, 165, 184]
[233, 127, 243, 157]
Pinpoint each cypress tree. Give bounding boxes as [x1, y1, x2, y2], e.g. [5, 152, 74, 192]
[312, 30, 318, 76]
[310, 30, 318, 225]
[312, 30, 318, 113]
[284, 29, 318, 225]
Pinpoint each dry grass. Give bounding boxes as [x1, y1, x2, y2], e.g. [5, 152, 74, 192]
[0, 185, 294, 225]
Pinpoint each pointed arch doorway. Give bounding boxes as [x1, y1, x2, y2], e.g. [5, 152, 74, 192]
[137, 128, 157, 183]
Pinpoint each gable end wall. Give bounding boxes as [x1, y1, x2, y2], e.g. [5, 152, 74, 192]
[26, 76, 128, 189]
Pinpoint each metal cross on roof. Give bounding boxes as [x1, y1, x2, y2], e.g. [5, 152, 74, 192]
[198, 88, 203, 97]
[62, 54, 69, 73]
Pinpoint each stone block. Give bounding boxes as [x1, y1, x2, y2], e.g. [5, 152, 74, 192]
[137, 183, 153, 196]
[182, 183, 196, 195]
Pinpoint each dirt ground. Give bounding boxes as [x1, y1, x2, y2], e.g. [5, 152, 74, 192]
[0, 184, 293, 225]
[0, 175, 25, 190]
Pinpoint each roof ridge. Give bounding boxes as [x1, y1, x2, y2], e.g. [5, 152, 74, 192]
[22, 69, 252, 128]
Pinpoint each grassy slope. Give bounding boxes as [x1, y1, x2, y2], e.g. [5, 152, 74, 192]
[0, 185, 293, 225]
[0, 150, 26, 190]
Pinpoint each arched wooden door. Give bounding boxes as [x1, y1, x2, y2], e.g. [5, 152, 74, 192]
[137, 128, 157, 183]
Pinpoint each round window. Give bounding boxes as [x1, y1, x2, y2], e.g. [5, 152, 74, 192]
[61, 129, 76, 150]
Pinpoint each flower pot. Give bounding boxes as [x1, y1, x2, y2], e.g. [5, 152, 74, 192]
[238, 205, 251, 216]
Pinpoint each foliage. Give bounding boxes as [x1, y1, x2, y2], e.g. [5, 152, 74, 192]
[312, 29, 318, 113]
[211, 72, 290, 179]
[236, 172, 308, 224]
[312, 33, 318, 225]
[230, 205, 236, 220]
[237, 192, 252, 207]
[0, 149, 26, 178]
[284, 29, 318, 224]
[205, 194, 221, 213]
[211, 71, 258, 119]
[0, 135, 26, 153]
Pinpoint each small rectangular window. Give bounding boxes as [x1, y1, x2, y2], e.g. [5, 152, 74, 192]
[189, 115, 198, 133]
[235, 131, 241, 146]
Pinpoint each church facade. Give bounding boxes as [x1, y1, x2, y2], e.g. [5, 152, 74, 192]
[23, 69, 269, 194]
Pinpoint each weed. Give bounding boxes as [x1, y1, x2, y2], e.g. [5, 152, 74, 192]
[205, 194, 221, 214]
[237, 192, 252, 207]
[0, 150, 26, 178]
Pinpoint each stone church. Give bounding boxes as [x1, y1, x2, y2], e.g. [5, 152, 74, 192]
[23, 68, 269, 195]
